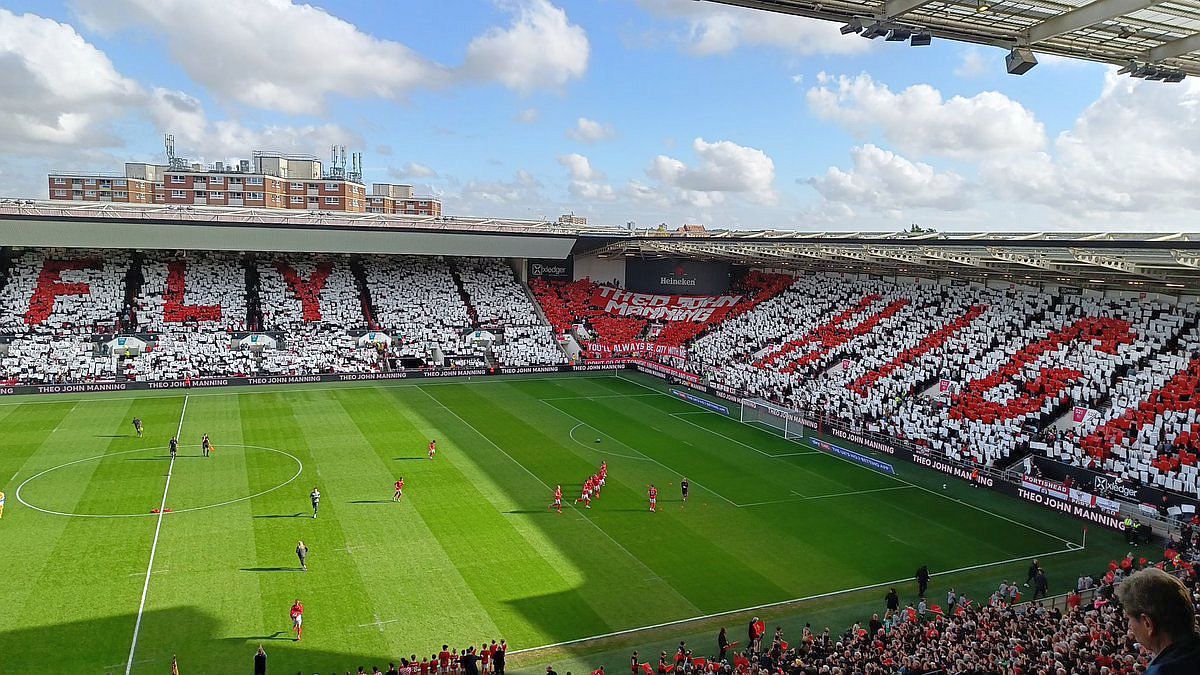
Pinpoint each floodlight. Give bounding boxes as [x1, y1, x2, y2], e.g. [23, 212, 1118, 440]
[1164, 71, 1187, 83]
[1005, 47, 1038, 75]
[860, 22, 888, 39]
[886, 28, 912, 41]
[840, 18, 863, 34]
[910, 31, 932, 46]
[1117, 61, 1137, 75]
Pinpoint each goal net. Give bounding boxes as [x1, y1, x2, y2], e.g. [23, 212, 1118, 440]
[739, 398, 808, 441]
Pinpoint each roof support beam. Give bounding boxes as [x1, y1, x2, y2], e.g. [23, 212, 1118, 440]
[1146, 32, 1200, 62]
[1025, 0, 1158, 44]
[884, 0, 937, 19]
[1070, 248, 1166, 280]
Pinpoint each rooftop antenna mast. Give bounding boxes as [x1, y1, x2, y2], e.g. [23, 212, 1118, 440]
[348, 151, 363, 182]
[164, 134, 187, 170]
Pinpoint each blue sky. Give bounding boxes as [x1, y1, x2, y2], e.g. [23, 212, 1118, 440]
[1, 0, 1197, 231]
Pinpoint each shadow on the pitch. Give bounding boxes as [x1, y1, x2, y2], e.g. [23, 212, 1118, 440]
[253, 513, 305, 519]
[393, 457, 426, 461]
[239, 567, 297, 573]
[125, 457, 171, 461]
[349, 500, 393, 504]
[506, 509, 561, 514]
[0, 606, 405, 672]
[223, 631, 294, 642]
[95, 434, 130, 438]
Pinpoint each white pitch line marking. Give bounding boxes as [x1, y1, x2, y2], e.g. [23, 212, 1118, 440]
[509, 544, 1080, 657]
[804, 485, 916, 500]
[415, 386, 699, 613]
[539, 398, 740, 508]
[567, 424, 651, 461]
[124, 394, 188, 675]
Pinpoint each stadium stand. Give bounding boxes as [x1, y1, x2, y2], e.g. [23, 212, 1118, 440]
[362, 254, 472, 363]
[7, 245, 1200, 499]
[454, 258, 565, 366]
[255, 255, 380, 374]
[0, 249, 129, 383]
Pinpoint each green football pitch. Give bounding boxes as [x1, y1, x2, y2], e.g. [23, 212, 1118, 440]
[0, 372, 1128, 674]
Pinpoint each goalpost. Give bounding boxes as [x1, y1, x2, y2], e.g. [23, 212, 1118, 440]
[739, 398, 808, 442]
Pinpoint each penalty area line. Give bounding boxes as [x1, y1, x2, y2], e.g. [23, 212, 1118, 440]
[508, 544, 1079, 658]
[124, 394, 188, 675]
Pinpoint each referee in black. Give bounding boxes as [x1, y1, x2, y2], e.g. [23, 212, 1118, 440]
[169, 436, 178, 459]
[681, 477, 690, 503]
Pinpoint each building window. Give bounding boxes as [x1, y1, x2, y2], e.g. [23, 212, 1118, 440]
[350, 199, 359, 207]
[85, 190, 96, 197]
[170, 175, 185, 184]
[290, 196, 304, 204]
[53, 177, 66, 185]
[114, 179, 127, 187]
[209, 191, 223, 199]
[290, 182, 303, 190]
[53, 189, 67, 197]
[193, 177, 207, 185]
[246, 177, 263, 185]
[246, 192, 263, 200]
[325, 182, 338, 190]
[324, 196, 340, 204]
[209, 176, 224, 184]
[136, 194, 146, 201]
[195, 191, 207, 197]
[171, 190, 187, 198]
[114, 191, 128, 199]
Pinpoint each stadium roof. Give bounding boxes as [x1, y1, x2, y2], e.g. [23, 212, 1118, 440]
[584, 230, 1200, 294]
[3, 200, 1198, 294]
[705, 0, 1200, 78]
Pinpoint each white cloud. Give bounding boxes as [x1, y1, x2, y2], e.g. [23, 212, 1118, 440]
[981, 71, 1200, 219]
[807, 144, 972, 211]
[566, 117, 616, 143]
[390, 162, 438, 179]
[148, 88, 358, 160]
[558, 153, 616, 201]
[806, 72, 1046, 159]
[462, 0, 589, 94]
[516, 108, 540, 124]
[639, 0, 871, 56]
[459, 169, 544, 208]
[75, 0, 449, 116]
[0, 8, 142, 149]
[643, 137, 777, 207]
[955, 50, 989, 78]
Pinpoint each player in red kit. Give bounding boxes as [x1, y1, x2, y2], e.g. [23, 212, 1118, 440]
[289, 599, 304, 641]
[575, 479, 592, 509]
[549, 484, 563, 513]
[393, 477, 405, 501]
[648, 484, 658, 512]
[428, 439, 437, 460]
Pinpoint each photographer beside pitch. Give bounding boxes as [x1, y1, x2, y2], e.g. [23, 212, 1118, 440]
[1117, 567, 1200, 673]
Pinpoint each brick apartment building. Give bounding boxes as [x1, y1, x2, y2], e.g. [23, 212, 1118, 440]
[48, 151, 441, 217]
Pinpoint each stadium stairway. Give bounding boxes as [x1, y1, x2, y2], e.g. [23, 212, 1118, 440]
[244, 253, 263, 331]
[348, 256, 379, 330]
[121, 251, 144, 331]
[449, 261, 480, 329]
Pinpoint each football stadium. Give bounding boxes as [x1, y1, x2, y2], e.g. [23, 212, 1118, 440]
[2, 1, 1200, 674]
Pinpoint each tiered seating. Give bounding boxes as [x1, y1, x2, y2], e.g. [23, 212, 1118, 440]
[0, 249, 129, 383]
[455, 258, 564, 365]
[697, 276, 1197, 482]
[1061, 320, 1200, 494]
[362, 255, 471, 362]
[256, 256, 378, 374]
[136, 251, 247, 332]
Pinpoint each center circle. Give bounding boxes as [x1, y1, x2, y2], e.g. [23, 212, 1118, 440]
[15, 444, 303, 518]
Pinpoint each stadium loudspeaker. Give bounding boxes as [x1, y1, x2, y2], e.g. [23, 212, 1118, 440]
[1006, 47, 1038, 75]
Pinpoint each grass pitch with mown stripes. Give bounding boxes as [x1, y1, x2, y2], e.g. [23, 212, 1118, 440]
[0, 373, 1127, 673]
